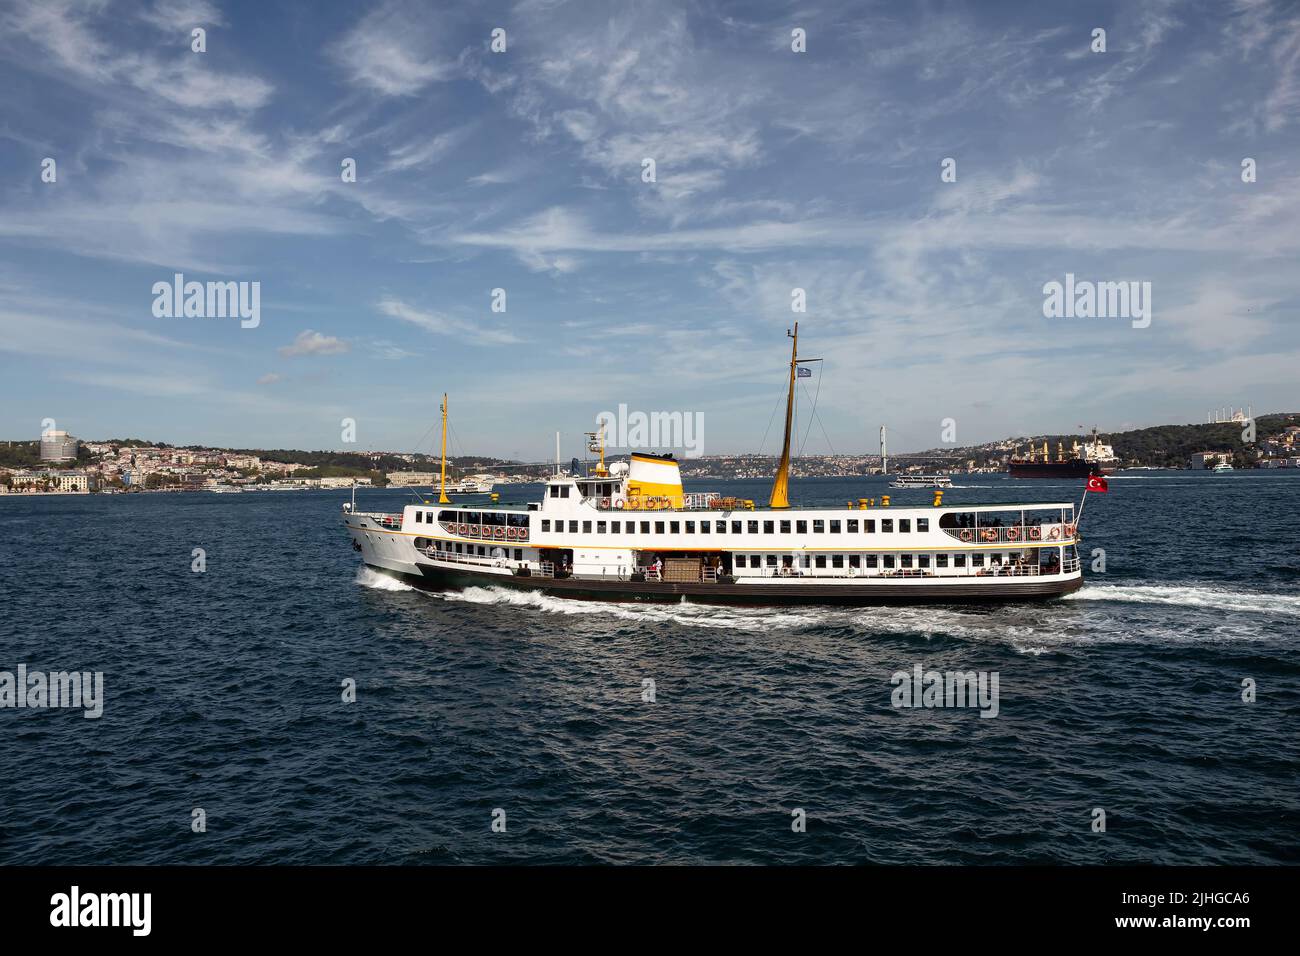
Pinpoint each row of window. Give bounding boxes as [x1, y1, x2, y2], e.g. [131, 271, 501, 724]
[538, 517, 932, 535]
[735, 551, 1046, 570]
[415, 510, 528, 527]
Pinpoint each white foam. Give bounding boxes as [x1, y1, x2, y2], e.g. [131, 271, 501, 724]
[354, 566, 416, 592]
[439, 585, 828, 630]
[1065, 583, 1300, 617]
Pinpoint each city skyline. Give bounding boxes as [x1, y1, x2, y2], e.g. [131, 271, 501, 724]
[2, 0, 1298, 460]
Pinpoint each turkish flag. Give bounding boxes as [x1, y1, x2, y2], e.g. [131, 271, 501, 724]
[1086, 475, 1109, 493]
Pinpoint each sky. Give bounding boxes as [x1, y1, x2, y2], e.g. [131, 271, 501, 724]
[0, 0, 1297, 461]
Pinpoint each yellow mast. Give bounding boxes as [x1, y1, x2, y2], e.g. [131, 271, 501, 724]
[768, 323, 799, 509]
[438, 394, 450, 504]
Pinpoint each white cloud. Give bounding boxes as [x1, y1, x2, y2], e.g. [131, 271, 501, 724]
[279, 330, 350, 357]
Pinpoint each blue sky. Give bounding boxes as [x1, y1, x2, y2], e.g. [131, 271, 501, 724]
[1, 0, 1297, 460]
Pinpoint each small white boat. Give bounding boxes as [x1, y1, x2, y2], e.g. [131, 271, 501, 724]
[889, 474, 954, 489]
[1212, 462, 1234, 473]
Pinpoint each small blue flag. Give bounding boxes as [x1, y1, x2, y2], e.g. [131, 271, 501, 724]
[797, 366, 812, 378]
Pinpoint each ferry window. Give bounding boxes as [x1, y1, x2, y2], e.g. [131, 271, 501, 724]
[415, 512, 422, 523]
[883, 555, 895, 568]
[815, 555, 827, 568]
[917, 518, 929, 532]
[830, 520, 841, 533]
[936, 554, 948, 568]
[881, 519, 893, 532]
[685, 521, 695, 533]
[732, 521, 742, 534]
[477, 546, 486, 556]
[700, 522, 709, 534]
[763, 520, 774, 534]
[641, 521, 651, 533]
[514, 549, 522, 560]
[455, 543, 463, 554]
[780, 520, 791, 533]
[560, 486, 569, 498]
[612, 521, 621, 533]
[550, 486, 559, 498]
[901, 554, 913, 568]
[800, 555, 810, 568]
[813, 519, 824, 533]
[865, 520, 875, 533]
[849, 555, 860, 568]
[900, 519, 911, 533]
[866, 555, 878, 568]
[736, 555, 747, 568]
[715, 521, 725, 533]
[670, 521, 680, 534]
[918, 555, 931, 569]
[972, 554, 984, 567]
[569, 521, 578, 533]
[582, 521, 592, 533]
[597, 521, 606, 533]
[847, 519, 858, 533]
[541, 520, 550, 532]
[796, 520, 807, 534]
[655, 521, 665, 534]
[766, 554, 777, 567]
[832, 555, 844, 569]
[954, 554, 966, 568]
[747, 520, 759, 534]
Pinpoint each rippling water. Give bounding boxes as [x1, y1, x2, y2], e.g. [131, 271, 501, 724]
[1, 471, 1297, 864]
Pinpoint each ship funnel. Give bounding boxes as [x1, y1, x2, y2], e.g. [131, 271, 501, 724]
[627, 453, 683, 507]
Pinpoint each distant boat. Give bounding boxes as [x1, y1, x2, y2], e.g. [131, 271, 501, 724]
[1212, 462, 1234, 473]
[209, 484, 243, 493]
[889, 474, 953, 489]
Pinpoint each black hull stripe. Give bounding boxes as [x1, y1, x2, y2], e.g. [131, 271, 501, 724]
[368, 562, 1084, 607]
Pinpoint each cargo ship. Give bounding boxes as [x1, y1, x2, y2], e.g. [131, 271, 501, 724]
[345, 326, 1084, 605]
[1008, 433, 1107, 479]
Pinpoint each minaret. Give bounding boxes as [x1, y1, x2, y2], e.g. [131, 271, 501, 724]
[880, 425, 888, 475]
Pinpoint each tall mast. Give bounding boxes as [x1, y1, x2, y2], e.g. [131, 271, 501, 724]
[768, 323, 799, 509]
[438, 394, 450, 504]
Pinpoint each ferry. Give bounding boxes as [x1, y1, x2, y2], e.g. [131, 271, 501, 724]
[889, 474, 954, 489]
[1212, 462, 1234, 473]
[344, 326, 1084, 605]
[445, 475, 495, 495]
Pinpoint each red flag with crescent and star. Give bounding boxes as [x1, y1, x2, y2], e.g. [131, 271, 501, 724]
[1086, 474, 1109, 493]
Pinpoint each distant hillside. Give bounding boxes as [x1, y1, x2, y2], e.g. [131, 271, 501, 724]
[920, 412, 1300, 468]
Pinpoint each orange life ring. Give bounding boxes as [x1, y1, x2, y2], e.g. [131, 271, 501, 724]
[506, 527, 517, 540]
[1065, 523, 1076, 537]
[614, 499, 624, 510]
[959, 529, 973, 542]
[981, 529, 997, 542]
[494, 527, 505, 539]
[1007, 528, 1020, 541]
[1049, 528, 1061, 540]
[601, 497, 610, 508]
[1028, 527, 1041, 541]
[458, 524, 468, 536]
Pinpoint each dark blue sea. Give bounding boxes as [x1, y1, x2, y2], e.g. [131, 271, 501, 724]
[2, 472, 1297, 865]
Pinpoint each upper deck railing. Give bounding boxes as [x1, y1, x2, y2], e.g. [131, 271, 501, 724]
[941, 522, 1076, 544]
